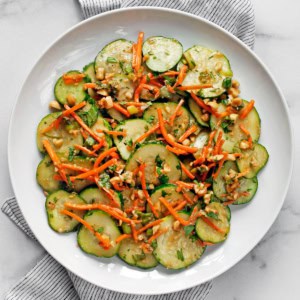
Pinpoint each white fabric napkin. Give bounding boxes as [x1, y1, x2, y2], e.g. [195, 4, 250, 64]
[2, 0, 255, 299]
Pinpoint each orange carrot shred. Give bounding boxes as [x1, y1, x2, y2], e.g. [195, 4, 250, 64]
[112, 103, 130, 118]
[177, 84, 213, 91]
[178, 124, 198, 143]
[148, 228, 168, 244]
[116, 234, 131, 244]
[180, 162, 195, 180]
[239, 100, 255, 119]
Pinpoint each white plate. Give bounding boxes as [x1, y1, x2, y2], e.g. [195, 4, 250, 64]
[8, 7, 293, 295]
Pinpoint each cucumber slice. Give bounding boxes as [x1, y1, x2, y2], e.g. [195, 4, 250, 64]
[192, 131, 209, 159]
[210, 100, 261, 153]
[36, 112, 83, 154]
[113, 119, 151, 160]
[80, 187, 122, 207]
[77, 210, 121, 257]
[45, 190, 86, 233]
[77, 98, 98, 127]
[109, 74, 136, 102]
[188, 97, 209, 127]
[36, 155, 61, 193]
[125, 142, 181, 186]
[153, 213, 205, 269]
[54, 71, 87, 105]
[142, 36, 183, 72]
[91, 116, 112, 149]
[118, 238, 158, 269]
[83, 62, 96, 82]
[195, 202, 230, 244]
[150, 184, 194, 217]
[143, 102, 190, 140]
[94, 39, 133, 75]
[236, 143, 269, 178]
[213, 161, 258, 204]
[181, 46, 232, 98]
[107, 107, 126, 122]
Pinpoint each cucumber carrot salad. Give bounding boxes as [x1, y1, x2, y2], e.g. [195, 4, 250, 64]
[37, 32, 269, 269]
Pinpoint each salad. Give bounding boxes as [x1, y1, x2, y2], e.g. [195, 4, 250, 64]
[36, 32, 269, 270]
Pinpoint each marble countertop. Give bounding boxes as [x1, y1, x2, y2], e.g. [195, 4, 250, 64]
[0, 0, 299, 299]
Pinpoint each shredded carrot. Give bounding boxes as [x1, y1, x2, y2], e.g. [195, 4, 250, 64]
[70, 158, 116, 181]
[149, 79, 163, 87]
[61, 163, 90, 173]
[110, 180, 125, 191]
[166, 84, 176, 94]
[122, 102, 145, 107]
[159, 197, 190, 226]
[182, 193, 194, 204]
[139, 163, 159, 218]
[65, 105, 103, 143]
[148, 228, 168, 244]
[91, 140, 105, 154]
[63, 202, 139, 224]
[157, 71, 179, 77]
[166, 145, 188, 155]
[239, 100, 255, 119]
[173, 65, 188, 88]
[136, 123, 160, 143]
[134, 32, 144, 74]
[173, 200, 188, 212]
[212, 153, 228, 179]
[200, 216, 226, 234]
[178, 124, 197, 143]
[131, 222, 138, 242]
[132, 43, 137, 69]
[188, 206, 199, 224]
[170, 99, 185, 126]
[239, 124, 253, 148]
[157, 108, 198, 153]
[101, 187, 122, 208]
[74, 144, 97, 157]
[42, 140, 68, 183]
[62, 73, 85, 85]
[213, 131, 223, 155]
[190, 92, 220, 117]
[116, 234, 131, 244]
[94, 147, 117, 168]
[176, 181, 194, 189]
[112, 103, 130, 118]
[60, 209, 111, 249]
[83, 83, 97, 90]
[80, 128, 88, 140]
[137, 219, 163, 235]
[177, 84, 213, 91]
[180, 162, 195, 180]
[222, 199, 236, 206]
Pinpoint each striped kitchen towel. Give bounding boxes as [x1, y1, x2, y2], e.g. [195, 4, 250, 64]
[2, 0, 255, 299]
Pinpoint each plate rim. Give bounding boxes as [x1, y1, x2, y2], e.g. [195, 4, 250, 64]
[7, 6, 294, 294]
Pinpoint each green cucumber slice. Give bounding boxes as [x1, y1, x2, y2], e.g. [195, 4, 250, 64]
[213, 161, 258, 204]
[36, 112, 83, 154]
[36, 155, 61, 193]
[77, 98, 98, 127]
[236, 143, 269, 178]
[80, 187, 122, 207]
[118, 238, 158, 269]
[83, 62, 96, 83]
[54, 71, 87, 105]
[77, 210, 121, 257]
[113, 119, 151, 160]
[150, 184, 194, 217]
[142, 36, 183, 72]
[143, 102, 190, 140]
[210, 100, 261, 153]
[45, 190, 86, 233]
[94, 39, 133, 75]
[188, 97, 209, 127]
[181, 46, 233, 98]
[153, 212, 205, 269]
[125, 142, 181, 186]
[195, 202, 230, 244]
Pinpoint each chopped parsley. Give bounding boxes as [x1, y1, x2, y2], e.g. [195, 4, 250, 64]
[124, 139, 133, 147]
[184, 225, 195, 236]
[222, 77, 232, 89]
[147, 115, 155, 124]
[159, 174, 169, 184]
[220, 119, 234, 133]
[84, 136, 95, 147]
[176, 249, 185, 261]
[68, 147, 75, 161]
[98, 173, 111, 189]
[155, 155, 164, 168]
[161, 190, 169, 197]
[107, 57, 118, 63]
[207, 211, 219, 220]
[96, 227, 104, 233]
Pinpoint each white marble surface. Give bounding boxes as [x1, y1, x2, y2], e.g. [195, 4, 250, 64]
[0, 0, 299, 299]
